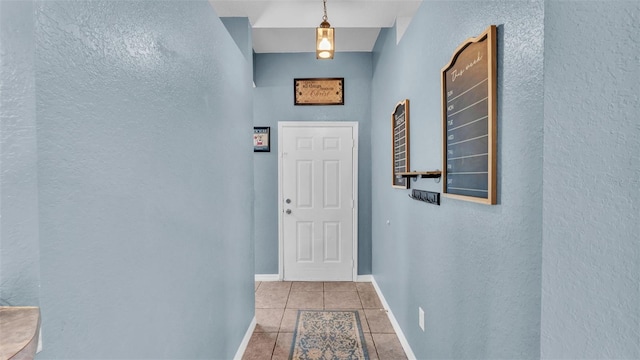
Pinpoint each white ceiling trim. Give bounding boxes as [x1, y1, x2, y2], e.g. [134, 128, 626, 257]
[210, 0, 422, 53]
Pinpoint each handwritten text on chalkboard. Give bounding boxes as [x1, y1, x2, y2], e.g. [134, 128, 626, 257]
[450, 52, 484, 82]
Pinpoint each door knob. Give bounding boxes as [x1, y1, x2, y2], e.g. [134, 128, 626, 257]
[285, 198, 291, 204]
[286, 209, 292, 214]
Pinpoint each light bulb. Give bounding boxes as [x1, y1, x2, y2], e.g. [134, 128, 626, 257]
[318, 37, 332, 51]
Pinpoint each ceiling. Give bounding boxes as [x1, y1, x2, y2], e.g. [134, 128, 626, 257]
[208, 0, 423, 54]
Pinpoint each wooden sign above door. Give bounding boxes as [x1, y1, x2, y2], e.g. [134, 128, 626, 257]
[294, 78, 344, 105]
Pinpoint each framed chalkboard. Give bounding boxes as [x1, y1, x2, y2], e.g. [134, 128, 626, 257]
[392, 99, 410, 189]
[441, 25, 497, 204]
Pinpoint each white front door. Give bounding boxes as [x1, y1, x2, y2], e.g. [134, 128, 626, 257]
[279, 122, 358, 281]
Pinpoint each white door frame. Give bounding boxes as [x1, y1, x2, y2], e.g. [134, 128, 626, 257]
[278, 121, 359, 281]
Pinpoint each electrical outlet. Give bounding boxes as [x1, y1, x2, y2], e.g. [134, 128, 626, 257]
[419, 307, 425, 331]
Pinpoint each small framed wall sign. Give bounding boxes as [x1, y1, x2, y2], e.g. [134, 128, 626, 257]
[294, 78, 344, 105]
[391, 99, 410, 189]
[253, 127, 270, 152]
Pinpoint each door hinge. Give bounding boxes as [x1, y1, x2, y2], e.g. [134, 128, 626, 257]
[351, 199, 354, 209]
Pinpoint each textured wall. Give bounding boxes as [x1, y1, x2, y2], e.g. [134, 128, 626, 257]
[253, 52, 373, 275]
[541, 1, 640, 358]
[371, 1, 544, 358]
[0, 0, 41, 307]
[35, 1, 254, 358]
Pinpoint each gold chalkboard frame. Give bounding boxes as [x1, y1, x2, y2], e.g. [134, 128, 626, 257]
[294, 78, 344, 105]
[441, 25, 497, 204]
[391, 99, 410, 189]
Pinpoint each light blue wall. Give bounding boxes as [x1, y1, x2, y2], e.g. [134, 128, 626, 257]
[0, 0, 41, 307]
[221, 17, 253, 64]
[540, 1, 640, 358]
[30, 1, 254, 358]
[253, 52, 372, 275]
[371, 2, 544, 358]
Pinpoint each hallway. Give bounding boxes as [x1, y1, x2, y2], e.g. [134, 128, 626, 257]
[1, 0, 636, 358]
[243, 282, 408, 360]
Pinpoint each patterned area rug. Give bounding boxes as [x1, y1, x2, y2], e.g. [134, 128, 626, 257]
[290, 310, 369, 360]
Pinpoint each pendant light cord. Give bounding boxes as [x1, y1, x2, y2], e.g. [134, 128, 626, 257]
[322, 0, 328, 22]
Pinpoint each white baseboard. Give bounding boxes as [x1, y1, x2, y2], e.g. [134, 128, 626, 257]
[255, 274, 372, 282]
[255, 274, 280, 282]
[233, 316, 257, 360]
[370, 276, 417, 360]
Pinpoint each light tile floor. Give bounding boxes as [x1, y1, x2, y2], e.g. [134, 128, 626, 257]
[243, 281, 408, 360]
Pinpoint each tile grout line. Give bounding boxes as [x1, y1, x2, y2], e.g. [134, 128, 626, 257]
[274, 286, 291, 360]
[357, 291, 380, 360]
[369, 333, 382, 360]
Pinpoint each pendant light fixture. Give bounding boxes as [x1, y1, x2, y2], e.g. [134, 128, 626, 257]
[316, 0, 335, 59]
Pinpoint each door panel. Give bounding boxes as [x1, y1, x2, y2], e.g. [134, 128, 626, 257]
[296, 160, 313, 207]
[296, 222, 313, 262]
[323, 161, 340, 208]
[280, 124, 356, 281]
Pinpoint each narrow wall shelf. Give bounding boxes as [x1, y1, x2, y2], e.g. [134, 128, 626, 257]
[397, 171, 442, 179]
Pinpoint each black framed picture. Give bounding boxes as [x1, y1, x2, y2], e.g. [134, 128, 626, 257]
[253, 127, 270, 152]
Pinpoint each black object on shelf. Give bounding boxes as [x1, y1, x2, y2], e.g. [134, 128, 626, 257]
[397, 171, 442, 179]
[408, 189, 440, 206]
